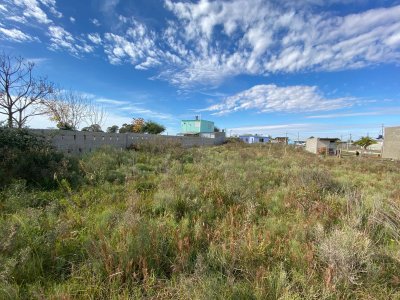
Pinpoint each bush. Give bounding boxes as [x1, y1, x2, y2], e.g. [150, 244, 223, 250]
[0, 128, 81, 189]
[317, 225, 372, 287]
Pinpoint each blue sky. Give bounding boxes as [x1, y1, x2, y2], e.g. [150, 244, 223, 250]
[1, 0, 400, 139]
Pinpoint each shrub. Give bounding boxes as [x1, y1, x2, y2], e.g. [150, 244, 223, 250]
[80, 146, 134, 184]
[317, 225, 372, 287]
[0, 127, 81, 189]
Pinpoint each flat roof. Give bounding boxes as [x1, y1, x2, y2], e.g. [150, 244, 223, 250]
[239, 135, 270, 138]
[308, 137, 340, 140]
[181, 119, 213, 122]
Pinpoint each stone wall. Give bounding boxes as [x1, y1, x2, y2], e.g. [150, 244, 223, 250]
[31, 129, 226, 154]
[383, 126, 400, 160]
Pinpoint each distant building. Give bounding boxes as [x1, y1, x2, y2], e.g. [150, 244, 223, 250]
[239, 135, 270, 144]
[367, 137, 383, 152]
[294, 140, 306, 147]
[306, 137, 339, 155]
[181, 116, 214, 135]
[271, 137, 289, 145]
[383, 126, 400, 160]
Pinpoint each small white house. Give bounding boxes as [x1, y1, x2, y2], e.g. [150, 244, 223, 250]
[239, 135, 270, 144]
[306, 137, 339, 155]
[367, 139, 383, 152]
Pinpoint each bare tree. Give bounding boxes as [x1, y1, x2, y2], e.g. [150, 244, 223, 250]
[85, 102, 107, 129]
[43, 89, 108, 131]
[0, 53, 54, 128]
[43, 89, 89, 130]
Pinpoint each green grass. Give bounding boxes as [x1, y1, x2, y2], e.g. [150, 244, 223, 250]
[1, 143, 400, 299]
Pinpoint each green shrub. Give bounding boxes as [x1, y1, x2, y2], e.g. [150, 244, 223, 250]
[0, 127, 81, 189]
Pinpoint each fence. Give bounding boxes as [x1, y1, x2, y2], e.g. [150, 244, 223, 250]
[30, 129, 226, 154]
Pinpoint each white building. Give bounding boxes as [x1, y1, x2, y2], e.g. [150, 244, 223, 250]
[306, 137, 339, 155]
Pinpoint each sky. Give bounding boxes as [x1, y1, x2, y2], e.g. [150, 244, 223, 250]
[1, 0, 400, 139]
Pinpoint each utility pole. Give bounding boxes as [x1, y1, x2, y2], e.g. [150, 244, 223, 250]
[348, 133, 352, 151]
[381, 123, 384, 138]
[340, 135, 343, 152]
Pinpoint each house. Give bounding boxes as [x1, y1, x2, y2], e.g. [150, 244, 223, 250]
[181, 116, 214, 135]
[382, 126, 400, 160]
[239, 135, 270, 144]
[306, 137, 339, 155]
[367, 136, 383, 152]
[271, 137, 288, 144]
[294, 140, 306, 147]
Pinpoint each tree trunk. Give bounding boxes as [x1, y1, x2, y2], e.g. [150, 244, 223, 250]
[7, 108, 13, 128]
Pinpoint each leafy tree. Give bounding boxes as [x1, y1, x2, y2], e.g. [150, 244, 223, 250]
[119, 123, 133, 133]
[57, 122, 75, 131]
[81, 124, 103, 132]
[119, 119, 165, 134]
[214, 126, 220, 132]
[107, 125, 119, 133]
[142, 120, 165, 135]
[132, 117, 145, 133]
[354, 136, 377, 150]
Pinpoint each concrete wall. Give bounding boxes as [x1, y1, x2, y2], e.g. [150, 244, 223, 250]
[383, 126, 400, 160]
[31, 129, 225, 154]
[305, 138, 318, 154]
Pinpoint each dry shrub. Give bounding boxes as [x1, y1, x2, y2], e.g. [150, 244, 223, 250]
[371, 200, 400, 243]
[317, 225, 372, 288]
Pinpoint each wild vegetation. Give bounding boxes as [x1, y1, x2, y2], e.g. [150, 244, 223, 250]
[1, 134, 400, 299]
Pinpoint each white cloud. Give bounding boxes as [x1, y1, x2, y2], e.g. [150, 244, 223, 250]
[202, 84, 354, 115]
[6, 15, 28, 23]
[160, 1, 400, 87]
[91, 18, 101, 26]
[48, 25, 94, 55]
[228, 123, 314, 136]
[88, 33, 102, 44]
[103, 18, 162, 69]
[94, 96, 174, 120]
[4, 0, 400, 89]
[306, 107, 400, 119]
[306, 112, 379, 119]
[12, 0, 62, 24]
[96, 98, 128, 105]
[0, 26, 36, 42]
[70, 16, 75, 23]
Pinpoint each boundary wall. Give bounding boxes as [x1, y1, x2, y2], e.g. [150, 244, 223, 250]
[30, 129, 225, 154]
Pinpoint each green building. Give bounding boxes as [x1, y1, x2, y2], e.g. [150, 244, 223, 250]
[181, 117, 214, 134]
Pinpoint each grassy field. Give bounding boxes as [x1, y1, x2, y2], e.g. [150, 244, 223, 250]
[1, 142, 400, 299]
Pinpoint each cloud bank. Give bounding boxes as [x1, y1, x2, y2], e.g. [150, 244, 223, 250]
[1, 0, 400, 88]
[202, 84, 354, 115]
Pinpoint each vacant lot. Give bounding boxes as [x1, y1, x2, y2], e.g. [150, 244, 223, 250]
[1, 142, 400, 299]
